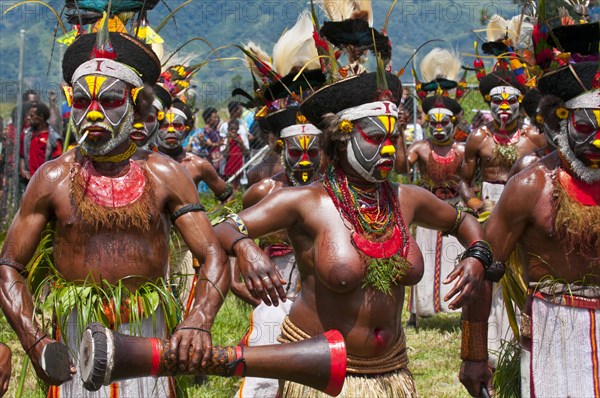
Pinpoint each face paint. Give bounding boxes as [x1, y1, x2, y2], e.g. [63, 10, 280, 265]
[282, 133, 322, 185]
[157, 107, 188, 151]
[427, 108, 454, 143]
[346, 115, 399, 182]
[130, 106, 159, 147]
[71, 74, 133, 156]
[566, 108, 600, 168]
[489, 87, 521, 128]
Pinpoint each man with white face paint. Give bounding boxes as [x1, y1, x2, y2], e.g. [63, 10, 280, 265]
[398, 94, 466, 324]
[459, 70, 546, 216]
[130, 83, 172, 151]
[0, 31, 229, 397]
[460, 60, 600, 398]
[458, 70, 546, 370]
[157, 99, 232, 315]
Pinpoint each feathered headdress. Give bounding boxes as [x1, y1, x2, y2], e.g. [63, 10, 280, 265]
[413, 48, 464, 117]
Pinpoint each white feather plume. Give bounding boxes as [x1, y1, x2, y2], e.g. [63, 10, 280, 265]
[419, 48, 461, 83]
[316, 0, 372, 26]
[508, 14, 534, 51]
[486, 14, 509, 42]
[272, 12, 320, 76]
[243, 41, 273, 79]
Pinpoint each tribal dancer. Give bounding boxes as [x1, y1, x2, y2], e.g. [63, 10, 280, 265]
[229, 16, 326, 396]
[460, 14, 600, 397]
[0, 8, 229, 397]
[459, 14, 546, 367]
[130, 83, 172, 151]
[156, 99, 232, 314]
[213, 4, 492, 392]
[397, 48, 467, 323]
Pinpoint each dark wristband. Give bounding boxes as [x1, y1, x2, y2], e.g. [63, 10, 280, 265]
[229, 236, 251, 255]
[0, 257, 28, 276]
[171, 203, 206, 223]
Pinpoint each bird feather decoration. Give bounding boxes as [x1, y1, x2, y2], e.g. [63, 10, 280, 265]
[273, 11, 320, 77]
[315, 0, 372, 26]
[243, 42, 274, 81]
[419, 48, 461, 83]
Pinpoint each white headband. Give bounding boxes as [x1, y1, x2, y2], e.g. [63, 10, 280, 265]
[280, 123, 322, 138]
[336, 101, 398, 121]
[72, 58, 143, 88]
[168, 107, 188, 120]
[427, 107, 454, 117]
[489, 86, 522, 97]
[565, 90, 600, 109]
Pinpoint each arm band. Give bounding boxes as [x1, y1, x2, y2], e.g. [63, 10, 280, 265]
[460, 320, 488, 361]
[0, 257, 27, 276]
[443, 208, 465, 236]
[171, 203, 206, 223]
[460, 240, 505, 282]
[227, 213, 248, 236]
[217, 184, 233, 202]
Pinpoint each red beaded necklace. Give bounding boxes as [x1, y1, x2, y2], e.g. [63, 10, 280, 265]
[322, 165, 409, 259]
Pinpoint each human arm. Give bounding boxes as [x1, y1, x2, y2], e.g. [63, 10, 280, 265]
[164, 161, 230, 371]
[213, 187, 306, 305]
[19, 158, 30, 180]
[395, 140, 421, 174]
[407, 185, 486, 309]
[194, 157, 230, 201]
[47, 91, 63, 137]
[0, 163, 75, 384]
[459, 170, 538, 395]
[459, 130, 485, 214]
[0, 343, 11, 397]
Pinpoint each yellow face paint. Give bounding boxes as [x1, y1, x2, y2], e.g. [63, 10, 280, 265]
[298, 135, 312, 150]
[86, 110, 104, 122]
[84, 75, 107, 98]
[593, 109, 600, 124]
[377, 115, 397, 134]
[165, 113, 175, 123]
[380, 144, 396, 157]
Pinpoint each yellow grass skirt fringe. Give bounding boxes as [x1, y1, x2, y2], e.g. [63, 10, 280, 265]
[278, 317, 417, 397]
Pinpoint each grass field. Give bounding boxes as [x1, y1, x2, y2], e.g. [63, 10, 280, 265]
[0, 292, 469, 398]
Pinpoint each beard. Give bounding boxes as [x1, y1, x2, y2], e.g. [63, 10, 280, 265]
[76, 110, 134, 157]
[556, 120, 600, 183]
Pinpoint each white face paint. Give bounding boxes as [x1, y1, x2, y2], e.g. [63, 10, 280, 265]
[346, 115, 400, 182]
[489, 86, 521, 128]
[426, 108, 454, 143]
[71, 75, 134, 156]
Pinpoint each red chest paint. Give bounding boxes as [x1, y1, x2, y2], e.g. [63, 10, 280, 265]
[81, 159, 146, 208]
[558, 169, 600, 206]
[374, 328, 385, 349]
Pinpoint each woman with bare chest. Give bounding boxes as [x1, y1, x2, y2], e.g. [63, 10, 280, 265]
[215, 72, 491, 397]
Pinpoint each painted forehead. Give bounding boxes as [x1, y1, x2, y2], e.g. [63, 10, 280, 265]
[74, 75, 127, 98]
[285, 134, 321, 149]
[164, 108, 188, 124]
[355, 115, 398, 135]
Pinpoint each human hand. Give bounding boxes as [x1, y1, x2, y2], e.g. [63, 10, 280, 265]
[235, 238, 286, 306]
[459, 360, 493, 397]
[443, 257, 486, 309]
[0, 343, 11, 397]
[169, 321, 212, 372]
[28, 338, 75, 385]
[230, 278, 261, 307]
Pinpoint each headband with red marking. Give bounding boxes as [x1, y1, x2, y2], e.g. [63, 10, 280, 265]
[336, 101, 398, 121]
[280, 124, 322, 138]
